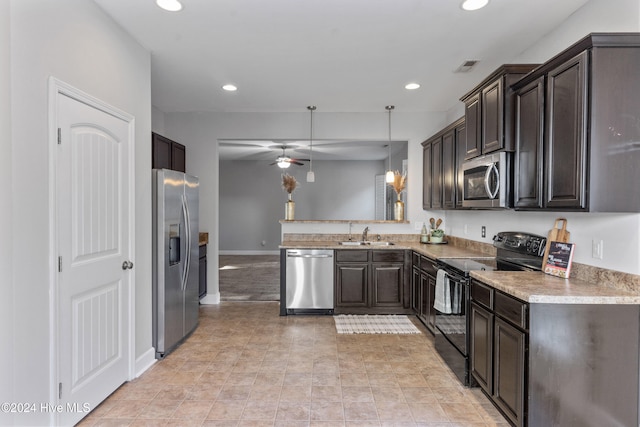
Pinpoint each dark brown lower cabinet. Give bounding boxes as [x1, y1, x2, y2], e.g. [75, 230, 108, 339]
[493, 317, 526, 425]
[335, 263, 368, 307]
[470, 302, 493, 393]
[335, 250, 409, 314]
[411, 252, 437, 333]
[470, 279, 527, 427]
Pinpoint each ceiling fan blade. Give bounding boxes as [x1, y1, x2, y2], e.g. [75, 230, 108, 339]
[291, 161, 305, 166]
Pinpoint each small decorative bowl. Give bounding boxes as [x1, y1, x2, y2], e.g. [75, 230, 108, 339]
[430, 235, 444, 243]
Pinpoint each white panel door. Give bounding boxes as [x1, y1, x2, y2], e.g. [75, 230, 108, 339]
[56, 92, 132, 426]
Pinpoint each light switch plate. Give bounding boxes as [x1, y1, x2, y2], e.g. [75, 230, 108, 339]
[592, 239, 604, 259]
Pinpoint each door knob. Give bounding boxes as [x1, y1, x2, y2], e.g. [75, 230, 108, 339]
[122, 260, 134, 270]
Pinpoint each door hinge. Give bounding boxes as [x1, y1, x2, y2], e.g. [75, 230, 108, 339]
[58, 256, 62, 272]
[58, 382, 62, 399]
[57, 128, 61, 145]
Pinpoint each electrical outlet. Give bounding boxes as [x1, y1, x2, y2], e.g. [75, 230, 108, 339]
[592, 239, 604, 259]
[481, 226, 486, 238]
[463, 224, 469, 235]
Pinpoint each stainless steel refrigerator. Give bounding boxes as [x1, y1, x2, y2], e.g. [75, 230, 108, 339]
[152, 169, 200, 359]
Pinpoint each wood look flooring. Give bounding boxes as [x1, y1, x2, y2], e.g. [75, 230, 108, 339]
[79, 302, 509, 426]
[219, 255, 281, 302]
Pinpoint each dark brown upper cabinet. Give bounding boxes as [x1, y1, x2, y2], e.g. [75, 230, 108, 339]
[513, 33, 640, 212]
[152, 132, 186, 172]
[514, 77, 545, 209]
[422, 117, 465, 210]
[460, 65, 538, 160]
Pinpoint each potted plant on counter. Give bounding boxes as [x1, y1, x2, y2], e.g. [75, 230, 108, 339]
[430, 228, 445, 243]
[282, 173, 298, 220]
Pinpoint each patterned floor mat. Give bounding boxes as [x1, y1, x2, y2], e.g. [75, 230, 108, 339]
[334, 315, 421, 334]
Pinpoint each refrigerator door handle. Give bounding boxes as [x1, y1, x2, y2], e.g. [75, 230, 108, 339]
[181, 194, 191, 291]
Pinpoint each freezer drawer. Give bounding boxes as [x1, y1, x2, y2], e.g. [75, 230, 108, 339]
[286, 249, 334, 313]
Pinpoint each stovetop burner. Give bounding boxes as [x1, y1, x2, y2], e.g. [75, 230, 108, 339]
[438, 258, 496, 275]
[438, 231, 547, 275]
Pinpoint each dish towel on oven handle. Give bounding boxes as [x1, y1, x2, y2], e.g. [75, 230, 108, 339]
[434, 269, 452, 314]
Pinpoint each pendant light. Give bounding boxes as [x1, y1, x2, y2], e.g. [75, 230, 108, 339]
[306, 106, 316, 182]
[385, 105, 395, 183]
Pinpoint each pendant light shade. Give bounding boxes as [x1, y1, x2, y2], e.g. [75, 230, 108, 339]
[306, 106, 316, 182]
[385, 105, 395, 183]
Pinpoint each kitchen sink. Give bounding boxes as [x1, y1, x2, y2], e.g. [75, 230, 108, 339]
[339, 241, 365, 246]
[338, 241, 395, 246]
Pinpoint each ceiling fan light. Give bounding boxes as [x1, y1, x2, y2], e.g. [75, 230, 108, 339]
[277, 160, 291, 168]
[461, 0, 489, 11]
[156, 0, 183, 12]
[385, 170, 395, 183]
[306, 170, 315, 182]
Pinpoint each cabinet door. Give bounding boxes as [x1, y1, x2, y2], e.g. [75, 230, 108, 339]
[470, 302, 493, 394]
[545, 51, 588, 209]
[427, 274, 436, 331]
[372, 264, 403, 307]
[482, 78, 504, 154]
[419, 273, 429, 324]
[431, 137, 443, 209]
[464, 93, 482, 159]
[335, 264, 369, 307]
[152, 132, 172, 170]
[514, 77, 545, 208]
[198, 247, 207, 299]
[442, 129, 456, 209]
[455, 123, 466, 209]
[422, 142, 432, 210]
[411, 267, 421, 313]
[493, 317, 526, 427]
[172, 142, 186, 173]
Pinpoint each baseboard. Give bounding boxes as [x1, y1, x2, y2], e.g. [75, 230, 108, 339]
[200, 292, 220, 305]
[134, 347, 156, 378]
[219, 250, 280, 255]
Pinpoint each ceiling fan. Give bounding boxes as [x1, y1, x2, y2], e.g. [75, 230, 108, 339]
[270, 145, 309, 168]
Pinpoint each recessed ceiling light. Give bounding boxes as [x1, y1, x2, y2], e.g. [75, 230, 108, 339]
[222, 84, 238, 92]
[461, 0, 489, 11]
[156, 0, 183, 12]
[405, 83, 421, 90]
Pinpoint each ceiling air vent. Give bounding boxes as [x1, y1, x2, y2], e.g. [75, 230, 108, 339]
[455, 60, 479, 73]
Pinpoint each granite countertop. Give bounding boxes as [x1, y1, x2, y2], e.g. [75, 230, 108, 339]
[280, 241, 491, 260]
[471, 270, 640, 305]
[281, 239, 640, 305]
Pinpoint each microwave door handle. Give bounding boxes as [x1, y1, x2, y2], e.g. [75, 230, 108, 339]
[484, 163, 500, 199]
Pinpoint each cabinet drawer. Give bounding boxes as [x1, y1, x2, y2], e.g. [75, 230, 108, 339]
[495, 291, 528, 330]
[472, 280, 494, 309]
[372, 250, 405, 263]
[420, 256, 438, 276]
[335, 250, 369, 263]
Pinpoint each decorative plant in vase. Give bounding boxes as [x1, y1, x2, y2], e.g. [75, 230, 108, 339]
[282, 173, 298, 220]
[390, 171, 407, 221]
[430, 218, 444, 243]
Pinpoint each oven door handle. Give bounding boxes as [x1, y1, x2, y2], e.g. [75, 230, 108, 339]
[484, 162, 499, 199]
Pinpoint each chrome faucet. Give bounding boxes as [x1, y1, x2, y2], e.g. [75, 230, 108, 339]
[362, 226, 369, 242]
[348, 222, 353, 241]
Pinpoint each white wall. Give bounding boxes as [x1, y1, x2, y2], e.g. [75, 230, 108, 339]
[219, 159, 387, 252]
[0, 2, 13, 426]
[8, 1, 151, 424]
[163, 111, 445, 301]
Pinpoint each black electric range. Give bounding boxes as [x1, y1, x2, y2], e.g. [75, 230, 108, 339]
[433, 232, 546, 387]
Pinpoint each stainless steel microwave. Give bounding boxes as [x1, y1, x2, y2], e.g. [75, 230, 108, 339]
[462, 151, 511, 208]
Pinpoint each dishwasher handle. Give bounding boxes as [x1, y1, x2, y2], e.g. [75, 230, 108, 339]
[287, 253, 333, 258]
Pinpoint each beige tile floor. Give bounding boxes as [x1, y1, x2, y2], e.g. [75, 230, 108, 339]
[78, 302, 509, 426]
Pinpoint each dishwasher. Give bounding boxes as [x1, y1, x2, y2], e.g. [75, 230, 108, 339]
[285, 249, 334, 315]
